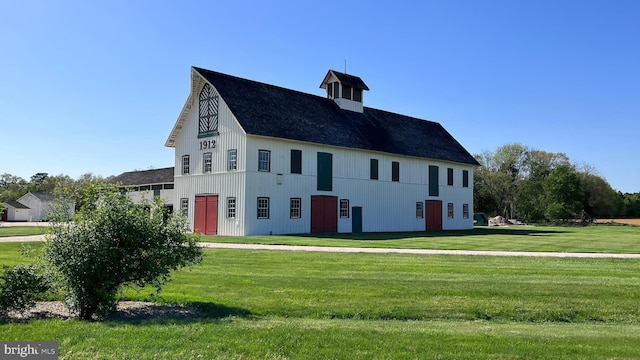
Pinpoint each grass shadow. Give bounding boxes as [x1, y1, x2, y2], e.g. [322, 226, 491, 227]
[288, 227, 568, 241]
[105, 301, 253, 324]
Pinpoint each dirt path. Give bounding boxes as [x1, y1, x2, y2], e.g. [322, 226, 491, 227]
[4, 235, 640, 259]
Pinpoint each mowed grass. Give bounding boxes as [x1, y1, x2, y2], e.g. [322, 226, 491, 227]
[2, 225, 640, 359]
[205, 224, 640, 253]
[0, 226, 48, 237]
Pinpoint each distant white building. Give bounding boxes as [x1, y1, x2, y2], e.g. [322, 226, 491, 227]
[2, 192, 74, 222]
[111, 167, 175, 211]
[166, 67, 480, 236]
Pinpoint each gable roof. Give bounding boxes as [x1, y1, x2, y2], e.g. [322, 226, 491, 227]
[4, 201, 30, 209]
[30, 192, 56, 202]
[111, 167, 174, 186]
[169, 67, 480, 166]
[320, 70, 370, 90]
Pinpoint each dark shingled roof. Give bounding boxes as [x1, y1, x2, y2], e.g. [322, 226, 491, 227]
[325, 70, 370, 90]
[111, 167, 174, 186]
[194, 67, 480, 166]
[5, 201, 30, 209]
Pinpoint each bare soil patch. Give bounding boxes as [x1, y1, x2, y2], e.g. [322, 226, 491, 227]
[594, 219, 640, 226]
[4, 301, 204, 321]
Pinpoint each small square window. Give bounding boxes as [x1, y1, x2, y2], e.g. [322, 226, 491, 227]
[258, 150, 271, 172]
[203, 152, 212, 173]
[290, 198, 301, 219]
[257, 197, 270, 219]
[416, 202, 424, 218]
[340, 199, 350, 218]
[448, 203, 454, 219]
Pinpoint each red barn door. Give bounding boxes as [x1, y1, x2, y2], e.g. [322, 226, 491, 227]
[311, 196, 338, 233]
[425, 200, 443, 231]
[194, 195, 218, 235]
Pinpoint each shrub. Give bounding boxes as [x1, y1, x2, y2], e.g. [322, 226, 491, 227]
[0, 264, 50, 317]
[44, 190, 202, 320]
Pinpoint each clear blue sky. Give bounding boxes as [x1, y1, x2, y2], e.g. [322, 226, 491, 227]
[1, 1, 638, 193]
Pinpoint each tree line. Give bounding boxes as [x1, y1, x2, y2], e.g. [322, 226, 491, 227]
[474, 143, 640, 222]
[0, 172, 114, 212]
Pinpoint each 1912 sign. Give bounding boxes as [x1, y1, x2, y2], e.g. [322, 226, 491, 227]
[199, 139, 216, 150]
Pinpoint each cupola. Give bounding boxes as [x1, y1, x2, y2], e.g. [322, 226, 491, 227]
[319, 70, 369, 113]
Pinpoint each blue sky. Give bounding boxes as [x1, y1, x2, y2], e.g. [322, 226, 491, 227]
[1, 1, 638, 193]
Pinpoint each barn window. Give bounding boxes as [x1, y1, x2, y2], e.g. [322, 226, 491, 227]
[228, 149, 238, 171]
[463, 204, 469, 219]
[448, 203, 454, 219]
[227, 197, 236, 219]
[340, 199, 350, 218]
[353, 88, 362, 102]
[447, 168, 454, 186]
[180, 198, 188, 217]
[416, 202, 423, 218]
[257, 197, 270, 219]
[463, 170, 469, 188]
[341, 85, 352, 99]
[198, 84, 219, 138]
[182, 155, 190, 175]
[258, 150, 271, 172]
[203, 152, 212, 173]
[290, 198, 301, 218]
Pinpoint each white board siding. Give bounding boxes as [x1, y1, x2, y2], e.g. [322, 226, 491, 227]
[172, 79, 249, 235]
[241, 136, 475, 235]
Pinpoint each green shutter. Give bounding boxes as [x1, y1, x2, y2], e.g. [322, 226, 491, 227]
[370, 159, 379, 180]
[429, 165, 439, 196]
[317, 152, 333, 191]
[291, 150, 302, 174]
[463, 170, 469, 188]
[392, 161, 400, 182]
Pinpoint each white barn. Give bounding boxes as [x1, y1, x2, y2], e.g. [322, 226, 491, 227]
[166, 67, 480, 236]
[111, 167, 175, 211]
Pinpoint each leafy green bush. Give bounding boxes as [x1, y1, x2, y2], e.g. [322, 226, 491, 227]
[44, 190, 202, 320]
[0, 264, 50, 316]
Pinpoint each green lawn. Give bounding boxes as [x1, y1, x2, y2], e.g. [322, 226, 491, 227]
[2, 225, 640, 359]
[205, 225, 640, 253]
[0, 226, 48, 237]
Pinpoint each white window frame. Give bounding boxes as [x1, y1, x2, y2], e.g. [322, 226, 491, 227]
[182, 155, 190, 175]
[416, 202, 424, 219]
[290, 198, 301, 219]
[257, 197, 270, 219]
[463, 203, 470, 219]
[180, 198, 188, 217]
[340, 199, 350, 218]
[227, 197, 236, 219]
[203, 152, 212, 173]
[258, 150, 270, 172]
[448, 203, 454, 219]
[228, 149, 238, 171]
